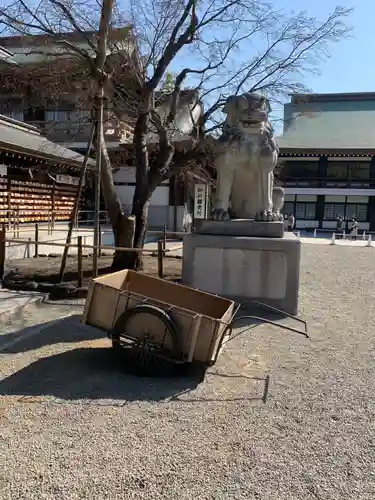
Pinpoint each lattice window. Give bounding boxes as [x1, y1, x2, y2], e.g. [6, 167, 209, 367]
[283, 201, 294, 216]
[295, 203, 316, 220]
[346, 204, 368, 221]
[324, 203, 345, 220]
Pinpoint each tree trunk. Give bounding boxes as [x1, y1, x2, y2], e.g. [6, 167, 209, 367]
[111, 198, 149, 271]
[132, 201, 150, 271]
[111, 214, 136, 270]
[99, 125, 137, 270]
[92, 0, 136, 271]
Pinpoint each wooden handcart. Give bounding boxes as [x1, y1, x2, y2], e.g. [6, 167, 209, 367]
[82, 270, 308, 376]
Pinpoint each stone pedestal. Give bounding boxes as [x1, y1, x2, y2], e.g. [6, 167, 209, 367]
[199, 219, 284, 238]
[182, 232, 301, 315]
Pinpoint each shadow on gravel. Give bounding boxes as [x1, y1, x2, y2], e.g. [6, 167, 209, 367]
[0, 315, 102, 353]
[0, 347, 269, 403]
[0, 313, 270, 404]
[0, 346, 203, 402]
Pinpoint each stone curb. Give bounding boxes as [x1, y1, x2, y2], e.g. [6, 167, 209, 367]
[0, 292, 47, 324]
[2, 280, 89, 301]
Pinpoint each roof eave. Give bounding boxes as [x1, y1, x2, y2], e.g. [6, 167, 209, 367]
[279, 147, 375, 157]
[0, 140, 95, 169]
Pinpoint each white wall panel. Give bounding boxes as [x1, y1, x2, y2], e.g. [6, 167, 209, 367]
[115, 185, 169, 207]
[113, 167, 169, 185]
[114, 167, 135, 183]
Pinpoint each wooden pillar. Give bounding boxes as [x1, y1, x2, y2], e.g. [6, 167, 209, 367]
[0, 224, 5, 280]
[34, 223, 39, 258]
[316, 156, 328, 229]
[77, 236, 83, 287]
[317, 155, 328, 187]
[368, 197, 375, 231]
[6, 177, 11, 230]
[370, 157, 375, 188]
[315, 195, 325, 230]
[51, 181, 56, 231]
[157, 241, 164, 278]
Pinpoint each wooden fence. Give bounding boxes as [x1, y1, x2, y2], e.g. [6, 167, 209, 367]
[0, 224, 184, 285]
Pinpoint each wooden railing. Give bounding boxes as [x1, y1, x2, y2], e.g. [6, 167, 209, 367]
[0, 225, 184, 284]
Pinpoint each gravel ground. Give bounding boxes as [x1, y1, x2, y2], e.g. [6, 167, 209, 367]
[0, 244, 375, 500]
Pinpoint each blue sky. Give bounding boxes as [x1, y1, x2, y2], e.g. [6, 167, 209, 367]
[160, 0, 366, 129]
[267, 0, 369, 128]
[278, 0, 369, 95]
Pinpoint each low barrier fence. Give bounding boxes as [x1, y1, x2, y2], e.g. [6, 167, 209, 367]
[0, 225, 183, 286]
[0, 209, 109, 237]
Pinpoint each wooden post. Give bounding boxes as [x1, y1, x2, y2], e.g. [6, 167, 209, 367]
[0, 224, 5, 280]
[92, 92, 104, 279]
[157, 240, 164, 279]
[34, 223, 39, 258]
[16, 209, 20, 238]
[163, 225, 167, 250]
[98, 223, 102, 257]
[51, 182, 56, 234]
[7, 178, 11, 231]
[27, 237, 31, 259]
[59, 123, 96, 283]
[77, 236, 83, 288]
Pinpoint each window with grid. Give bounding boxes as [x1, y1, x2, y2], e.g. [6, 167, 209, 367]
[324, 203, 345, 220]
[345, 204, 368, 221]
[348, 163, 370, 180]
[295, 203, 316, 220]
[327, 163, 349, 178]
[282, 162, 318, 178]
[283, 201, 295, 216]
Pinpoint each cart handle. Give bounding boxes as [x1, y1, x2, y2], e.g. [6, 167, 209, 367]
[229, 300, 308, 336]
[224, 315, 309, 344]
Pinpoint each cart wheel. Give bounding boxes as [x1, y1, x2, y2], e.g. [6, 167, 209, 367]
[110, 304, 182, 376]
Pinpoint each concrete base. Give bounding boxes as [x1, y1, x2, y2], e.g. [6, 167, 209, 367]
[182, 232, 301, 315]
[199, 219, 284, 238]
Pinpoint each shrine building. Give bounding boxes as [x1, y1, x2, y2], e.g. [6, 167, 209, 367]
[277, 92, 375, 232]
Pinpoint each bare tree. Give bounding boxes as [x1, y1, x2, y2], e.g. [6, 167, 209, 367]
[0, 0, 352, 269]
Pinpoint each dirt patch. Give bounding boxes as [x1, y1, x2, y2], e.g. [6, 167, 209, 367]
[5, 254, 182, 287]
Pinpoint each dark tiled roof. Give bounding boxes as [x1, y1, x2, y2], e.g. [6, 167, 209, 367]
[278, 93, 375, 151]
[0, 115, 94, 167]
[0, 27, 134, 48]
[0, 45, 18, 65]
[289, 92, 375, 104]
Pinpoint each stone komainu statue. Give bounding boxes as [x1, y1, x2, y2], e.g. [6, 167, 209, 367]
[212, 92, 284, 222]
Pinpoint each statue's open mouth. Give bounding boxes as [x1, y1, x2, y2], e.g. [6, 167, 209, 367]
[241, 119, 262, 127]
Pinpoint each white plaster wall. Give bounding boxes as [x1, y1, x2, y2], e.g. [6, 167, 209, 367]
[322, 221, 370, 231]
[113, 167, 169, 185]
[115, 185, 169, 207]
[295, 220, 319, 229]
[114, 167, 136, 183]
[322, 221, 338, 229]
